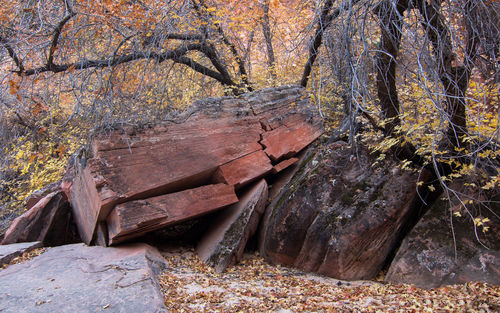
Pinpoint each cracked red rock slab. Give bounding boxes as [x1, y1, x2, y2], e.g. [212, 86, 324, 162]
[67, 86, 323, 245]
[213, 151, 273, 189]
[107, 184, 238, 245]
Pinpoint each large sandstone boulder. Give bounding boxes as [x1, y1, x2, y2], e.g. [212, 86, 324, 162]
[0, 243, 168, 313]
[386, 182, 500, 288]
[1, 191, 80, 246]
[67, 86, 323, 245]
[197, 179, 268, 272]
[259, 141, 432, 280]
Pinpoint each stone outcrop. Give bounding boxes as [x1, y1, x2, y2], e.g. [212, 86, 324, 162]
[0, 243, 168, 313]
[1, 191, 80, 246]
[259, 141, 431, 280]
[386, 182, 500, 288]
[67, 86, 323, 245]
[197, 179, 268, 272]
[0, 241, 42, 266]
[2, 85, 498, 290]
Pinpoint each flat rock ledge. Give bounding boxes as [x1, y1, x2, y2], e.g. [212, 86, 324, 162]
[0, 243, 167, 313]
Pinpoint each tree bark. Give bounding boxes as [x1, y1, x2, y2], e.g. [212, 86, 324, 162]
[261, 0, 277, 84]
[375, 0, 409, 136]
[415, 0, 479, 149]
[300, 0, 336, 88]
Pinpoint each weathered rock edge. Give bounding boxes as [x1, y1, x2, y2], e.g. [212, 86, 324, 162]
[197, 179, 268, 272]
[0, 241, 42, 266]
[1, 191, 80, 246]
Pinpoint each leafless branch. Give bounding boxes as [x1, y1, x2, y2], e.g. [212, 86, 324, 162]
[0, 36, 24, 72]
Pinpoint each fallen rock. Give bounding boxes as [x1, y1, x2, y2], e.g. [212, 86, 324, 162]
[107, 184, 239, 245]
[0, 241, 42, 266]
[0, 243, 168, 313]
[386, 182, 500, 288]
[2, 191, 80, 246]
[24, 182, 61, 211]
[266, 147, 317, 203]
[261, 123, 322, 162]
[272, 157, 299, 174]
[69, 86, 323, 245]
[213, 151, 272, 189]
[259, 141, 431, 280]
[197, 179, 268, 272]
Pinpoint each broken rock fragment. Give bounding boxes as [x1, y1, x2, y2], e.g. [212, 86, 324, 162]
[107, 184, 239, 245]
[197, 179, 268, 272]
[213, 150, 273, 189]
[2, 191, 80, 246]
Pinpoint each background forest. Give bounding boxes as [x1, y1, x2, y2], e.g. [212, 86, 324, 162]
[0, 0, 498, 234]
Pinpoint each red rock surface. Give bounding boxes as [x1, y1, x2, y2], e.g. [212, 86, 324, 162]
[261, 123, 323, 162]
[70, 165, 102, 244]
[213, 151, 272, 189]
[272, 157, 299, 174]
[107, 184, 238, 245]
[2, 191, 80, 246]
[67, 86, 323, 245]
[386, 181, 500, 288]
[259, 141, 431, 280]
[24, 182, 60, 211]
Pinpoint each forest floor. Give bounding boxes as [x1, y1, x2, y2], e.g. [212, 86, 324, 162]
[157, 245, 500, 313]
[5, 244, 499, 312]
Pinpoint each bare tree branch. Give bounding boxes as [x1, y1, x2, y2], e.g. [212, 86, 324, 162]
[414, 0, 479, 148]
[163, 33, 204, 41]
[173, 55, 235, 86]
[300, 0, 335, 88]
[374, 0, 409, 135]
[193, 0, 252, 90]
[300, 0, 360, 88]
[16, 44, 204, 76]
[0, 36, 24, 72]
[47, 12, 77, 70]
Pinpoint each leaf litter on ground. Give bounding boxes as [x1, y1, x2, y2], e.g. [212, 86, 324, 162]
[157, 245, 500, 313]
[2, 244, 498, 312]
[1, 247, 47, 269]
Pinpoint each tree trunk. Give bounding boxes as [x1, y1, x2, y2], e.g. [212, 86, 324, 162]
[375, 0, 409, 136]
[415, 0, 478, 149]
[261, 0, 277, 84]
